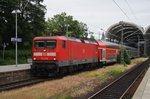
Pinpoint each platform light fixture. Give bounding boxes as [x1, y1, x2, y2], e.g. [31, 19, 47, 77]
[12, 9, 21, 67]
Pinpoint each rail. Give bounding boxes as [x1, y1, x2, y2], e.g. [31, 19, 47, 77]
[88, 59, 150, 99]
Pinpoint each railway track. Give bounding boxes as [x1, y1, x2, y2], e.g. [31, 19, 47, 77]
[88, 59, 150, 99]
[0, 77, 48, 92]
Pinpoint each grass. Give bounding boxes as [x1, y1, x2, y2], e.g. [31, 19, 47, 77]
[0, 59, 28, 65]
[86, 67, 125, 78]
[52, 95, 73, 99]
[132, 58, 146, 64]
[0, 57, 148, 99]
[106, 67, 125, 76]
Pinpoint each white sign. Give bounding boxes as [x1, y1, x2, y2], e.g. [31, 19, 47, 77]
[11, 38, 22, 42]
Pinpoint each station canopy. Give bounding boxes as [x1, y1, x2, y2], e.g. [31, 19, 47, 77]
[145, 26, 150, 55]
[145, 26, 150, 38]
[105, 21, 145, 48]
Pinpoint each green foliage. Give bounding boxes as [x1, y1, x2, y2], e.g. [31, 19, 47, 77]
[124, 49, 131, 64]
[143, 53, 148, 57]
[0, 0, 46, 48]
[117, 49, 131, 65]
[117, 54, 121, 63]
[52, 95, 73, 99]
[64, 96, 73, 99]
[106, 68, 124, 76]
[0, 50, 31, 65]
[45, 12, 88, 38]
[0, 36, 2, 44]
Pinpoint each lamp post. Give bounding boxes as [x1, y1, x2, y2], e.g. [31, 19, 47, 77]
[65, 24, 70, 37]
[12, 9, 21, 67]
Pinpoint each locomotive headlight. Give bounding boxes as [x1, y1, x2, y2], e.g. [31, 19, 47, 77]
[53, 58, 56, 60]
[33, 57, 36, 60]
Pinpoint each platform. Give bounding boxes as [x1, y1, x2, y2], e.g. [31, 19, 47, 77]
[133, 66, 150, 99]
[0, 64, 30, 73]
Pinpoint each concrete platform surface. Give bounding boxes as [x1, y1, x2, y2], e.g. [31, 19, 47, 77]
[0, 64, 30, 73]
[133, 66, 150, 99]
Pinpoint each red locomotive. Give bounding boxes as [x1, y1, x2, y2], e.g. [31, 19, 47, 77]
[31, 36, 138, 76]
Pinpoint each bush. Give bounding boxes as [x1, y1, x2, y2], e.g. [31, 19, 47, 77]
[124, 49, 131, 64]
[0, 49, 31, 65]
[117, 49, 131, 65]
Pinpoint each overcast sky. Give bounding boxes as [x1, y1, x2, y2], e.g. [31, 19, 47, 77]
[43, 0, 150, 37]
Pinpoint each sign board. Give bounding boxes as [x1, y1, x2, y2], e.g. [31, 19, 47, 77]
[16, 38, 22, 42]
[11, 38, 16, 42]
[11, 38, 22, 42]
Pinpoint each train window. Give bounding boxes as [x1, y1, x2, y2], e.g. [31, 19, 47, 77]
[62, 40, 66, 48]
[46, 40, 56, 48]
[34, 41, 45, 48]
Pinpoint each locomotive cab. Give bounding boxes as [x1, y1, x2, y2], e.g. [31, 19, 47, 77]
[31, 37, 59, 75]
[33, 40, 57, 61]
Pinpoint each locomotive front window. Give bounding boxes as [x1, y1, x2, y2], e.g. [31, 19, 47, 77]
[46, 41, 56, 48]
[34, 41, 45, 48]
[34, 40, 56, 48]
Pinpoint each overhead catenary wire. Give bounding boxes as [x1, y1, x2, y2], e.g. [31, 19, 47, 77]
[112, 0, 131, 21]
[124, 0, 139, 23]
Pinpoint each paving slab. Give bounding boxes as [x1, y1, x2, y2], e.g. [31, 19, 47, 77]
[133, 66, 150, 99]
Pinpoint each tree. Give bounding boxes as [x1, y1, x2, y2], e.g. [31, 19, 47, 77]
[123, 49, 131, 64]
[45, 12, 88, 38]
[117, 49, 131, 65]
[0, 0, 46, 49]
[90, 35, 95, 40]
[79, 22, 88, 38]
[0, 36, 2, 44]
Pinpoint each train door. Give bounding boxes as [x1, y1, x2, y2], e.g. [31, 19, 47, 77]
[68, 41, 72, 65]
[102, 48, 106, 61]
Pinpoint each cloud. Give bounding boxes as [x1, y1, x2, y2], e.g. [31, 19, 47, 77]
[43, 0, 150, 33]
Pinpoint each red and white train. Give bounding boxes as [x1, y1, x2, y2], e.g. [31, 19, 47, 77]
[31, 36, 138, 75]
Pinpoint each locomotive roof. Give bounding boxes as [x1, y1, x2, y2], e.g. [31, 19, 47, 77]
[67, 37, 97, 44]
[33, 36, 97, 44]
[33, 36, 68, 40]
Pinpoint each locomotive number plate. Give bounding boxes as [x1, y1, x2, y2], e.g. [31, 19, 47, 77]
[42, 52, 47, 56]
